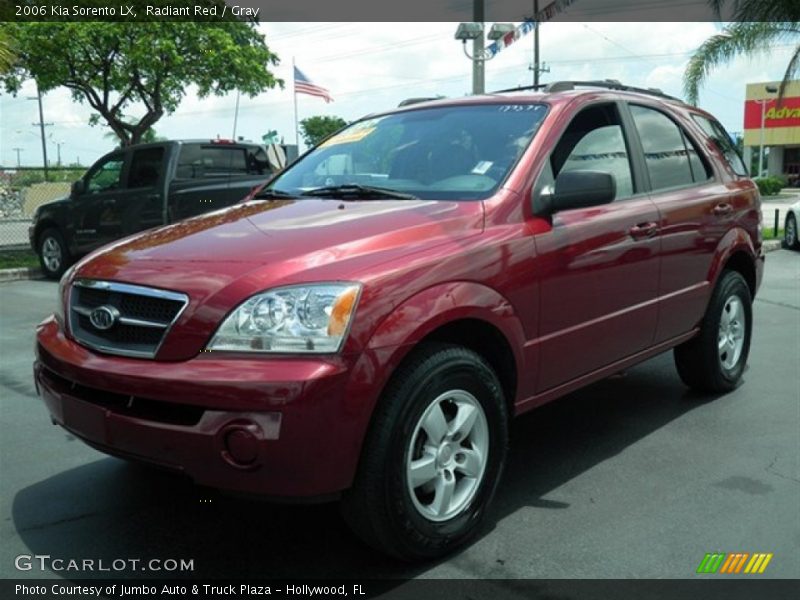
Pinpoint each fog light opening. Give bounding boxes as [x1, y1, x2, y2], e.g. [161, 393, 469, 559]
[221, 425, 260, 468]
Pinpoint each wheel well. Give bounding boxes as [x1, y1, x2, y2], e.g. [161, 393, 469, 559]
[723, 250, 756, 298]
[421, 318, 518, 415]
[33, 221, 59, 248]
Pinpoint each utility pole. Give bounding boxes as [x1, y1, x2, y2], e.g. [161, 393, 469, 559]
[530, 0, 549, 86]
[30, 85, 52, 180]
[12, 147, 23, 167]
[533, 0, 539, 86]
[473, 0, 485, 95]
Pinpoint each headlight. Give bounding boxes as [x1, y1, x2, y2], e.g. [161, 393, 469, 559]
[208, 283, 361, 354]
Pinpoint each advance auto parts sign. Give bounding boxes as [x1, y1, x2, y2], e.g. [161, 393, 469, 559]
[744, 96, 800, 129]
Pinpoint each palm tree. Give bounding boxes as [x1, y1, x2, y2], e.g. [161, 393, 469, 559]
[0, 25, 15, 75]
[104, 125, 164, 148]
[684, 1, 800, 105]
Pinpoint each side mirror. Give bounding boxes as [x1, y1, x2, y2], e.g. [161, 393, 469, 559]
[71, 180, 85, 196]
[536, 170, 615, 216]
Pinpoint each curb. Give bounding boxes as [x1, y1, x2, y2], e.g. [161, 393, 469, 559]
[0, 267, 43, 283]
[763, 240, 783, 253]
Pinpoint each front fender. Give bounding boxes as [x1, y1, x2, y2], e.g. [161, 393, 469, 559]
[335, 281, 529, 490]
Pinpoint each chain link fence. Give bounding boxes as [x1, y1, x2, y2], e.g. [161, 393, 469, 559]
[1, 167, 83, 250]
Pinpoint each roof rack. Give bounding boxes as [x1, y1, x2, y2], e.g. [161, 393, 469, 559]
[489, 84, 550, 94]
[543, 80, 684, 102]
[490, 79, 683, 103]
[398, 96, 445, 107]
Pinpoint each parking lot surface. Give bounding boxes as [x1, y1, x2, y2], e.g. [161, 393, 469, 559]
[1, 251, 798, 580]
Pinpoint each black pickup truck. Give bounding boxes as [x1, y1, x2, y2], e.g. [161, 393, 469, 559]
[30, 139, 281, 278]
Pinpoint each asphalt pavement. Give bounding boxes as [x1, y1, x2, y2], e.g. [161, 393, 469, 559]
[0, 251, 798, 582]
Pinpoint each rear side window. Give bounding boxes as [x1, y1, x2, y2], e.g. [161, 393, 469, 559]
[692, 114, 748, 176]
[175, 145, 248, 179]
[630, 105, 705, 191]
[128, 147, 164, 188]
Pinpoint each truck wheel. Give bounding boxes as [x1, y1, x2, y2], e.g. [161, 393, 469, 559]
[674, 270, 752, 393]
[38, 228, 70, 279]
[784, 214, 799, 250]
[341, 343, 508, 560]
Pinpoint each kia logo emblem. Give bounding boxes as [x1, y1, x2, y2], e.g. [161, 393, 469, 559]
[89, 305, 120, 330]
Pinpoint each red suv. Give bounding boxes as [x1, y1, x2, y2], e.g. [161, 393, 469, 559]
[34, 81, 764, 560]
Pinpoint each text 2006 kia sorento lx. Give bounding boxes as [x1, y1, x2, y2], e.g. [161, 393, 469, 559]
[35, 81, 764, 559]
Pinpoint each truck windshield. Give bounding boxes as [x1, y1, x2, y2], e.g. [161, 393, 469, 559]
[270, 103, 548, 200]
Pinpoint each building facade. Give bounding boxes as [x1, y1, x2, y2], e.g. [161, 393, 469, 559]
[742, 80, 800, 183]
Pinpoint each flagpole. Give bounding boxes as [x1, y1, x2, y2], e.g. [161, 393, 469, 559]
[292, 56, 299, 149]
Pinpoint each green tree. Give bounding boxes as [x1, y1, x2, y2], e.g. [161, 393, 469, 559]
[3, 12, 282, 146]
[300, 115, 348, 147]
[684, 1, 800, 104]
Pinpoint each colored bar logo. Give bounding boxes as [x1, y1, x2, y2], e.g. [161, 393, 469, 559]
[697, 553, 773, 574]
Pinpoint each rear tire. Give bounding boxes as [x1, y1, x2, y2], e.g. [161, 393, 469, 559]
[341, 343, 508, 560]
[674, 270, 752, 393]
[783, 214, 799, 250]
[37, 228, 71, 279]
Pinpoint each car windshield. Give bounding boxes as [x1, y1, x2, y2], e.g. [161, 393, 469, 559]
[270, 103, 548, 200]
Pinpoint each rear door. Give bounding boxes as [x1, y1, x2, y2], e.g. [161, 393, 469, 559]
[168, 143, 252, 221]
[533, 101, 661, 392]
[626, 103, 733, 343]
[118, 145, 167, 236]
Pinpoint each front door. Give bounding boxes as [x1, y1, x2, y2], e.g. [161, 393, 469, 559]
[533, 102, 661, 392]
[72, 152, 126, 252]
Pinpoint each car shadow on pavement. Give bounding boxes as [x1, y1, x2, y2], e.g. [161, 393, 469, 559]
[11, 352, 721, 581]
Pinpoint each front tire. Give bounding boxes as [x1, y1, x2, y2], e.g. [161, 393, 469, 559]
[341, 344, 508, 560]
[783, 213, 799, 250]
[37, 228, 70, 279]
[674, 270, 752, 393]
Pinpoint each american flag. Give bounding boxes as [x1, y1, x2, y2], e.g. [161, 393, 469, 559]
[294, 66, 333, 103]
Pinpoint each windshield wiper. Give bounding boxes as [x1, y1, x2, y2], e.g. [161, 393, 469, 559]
[252, 188, 298, 200]
[303, 184, 418, 200]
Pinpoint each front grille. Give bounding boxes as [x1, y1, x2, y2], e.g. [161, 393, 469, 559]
[68, 279, 188, 358]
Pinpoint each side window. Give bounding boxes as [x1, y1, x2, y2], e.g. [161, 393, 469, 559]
[630, 105, 694, 191]
[685, 132, 713, 183]
[86, 155, 124, 193]
[127, 147, 164, 189]
[692, 114, 748, 176]
[175, 146, 248, 179]
[247, 147, 269, 175]
[548, 103, 634, 200]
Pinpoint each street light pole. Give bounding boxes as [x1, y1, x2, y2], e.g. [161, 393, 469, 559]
[472, 0, 485, 95]
[35, 85, 50, 180]
[757, 99, 767, 177]
[755, 84, 779, 177]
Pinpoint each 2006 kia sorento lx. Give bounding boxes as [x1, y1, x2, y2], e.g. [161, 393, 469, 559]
[35, 81, 763, 560]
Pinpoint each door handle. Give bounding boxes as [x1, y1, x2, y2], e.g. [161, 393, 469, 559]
[629, 222, 658, 240]
[713, 202, 733, 216]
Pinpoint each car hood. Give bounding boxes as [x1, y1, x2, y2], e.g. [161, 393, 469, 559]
[73, 198, 484, 359]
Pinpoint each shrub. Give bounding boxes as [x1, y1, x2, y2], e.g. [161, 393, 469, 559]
[754, 176, 784, 197]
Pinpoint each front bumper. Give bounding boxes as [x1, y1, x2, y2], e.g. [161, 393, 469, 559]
[34, 316, 372, 498]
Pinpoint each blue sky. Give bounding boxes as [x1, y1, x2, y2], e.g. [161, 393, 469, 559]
[0, 22, 793, 168]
